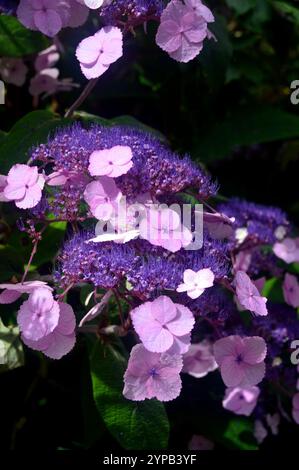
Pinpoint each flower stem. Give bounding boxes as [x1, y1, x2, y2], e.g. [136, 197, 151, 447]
[64, 78, 98, 118]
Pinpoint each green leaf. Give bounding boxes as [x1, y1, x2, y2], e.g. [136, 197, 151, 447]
[223, 418, 258, 450]
[273, 2, 299, 23]
[0, 319, 24, 373]
[89, 339, 169, 450]
[196, 106, 299, 162]
[0, 244, 24, 282]
[199, 15, 233, 89]
[0, 16, 49, 57]
[226, 0, 257, 15]
[262, 277, 284, 303]
[0, 111, 71, 173]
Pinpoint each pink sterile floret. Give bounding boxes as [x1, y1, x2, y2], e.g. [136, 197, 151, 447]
[182, 341, 218, 378]
[17, 0, 88, 37]
[84, 176, 122, 221]
[4, 164, 45, 209]
[131, 295, 195, 354]
[76, 26, 123, 79]
[213, 335, 267, 388]
[88, 145, 133, 178]
[22, 302, 76, 360]
[273, 237, 299, 264]
[156, 0, 214, 63]
[139, 207, 192, 253]
[222, 386, 260, 416]
[17, 287, 60, 341]
[235, 270, 268, 316]
[177, 267, 214, 299]
[123, 344, 183, 401]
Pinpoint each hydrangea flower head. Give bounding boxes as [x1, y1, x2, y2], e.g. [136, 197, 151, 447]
[235, 271, 268, 316]
[17, 287, 60, 341]
[182, 341, 218, 378]
[84, 177, 122, 220]
[213, 335, 267, 387]
[88, 145, 133, 178]
[177, 267, 214, 299]
[131, 295, 195, 354]
[223, 386, 260, 417]
[156, 0, 214, 63]
[123, 344, 183, 401]
[283, 273, 299, 308]
[22, 302, 76, 359]
[76, 27, 123, 79]
[4, 164, 45, 209]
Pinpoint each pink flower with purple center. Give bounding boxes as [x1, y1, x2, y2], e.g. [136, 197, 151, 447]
[88, 145, 133, 178]
[177, 268, 214, 299]
[4, 164, 45, 209]
[131, 295, 195, 354]
[222, 386, 260, 416]
[22, 302, 76, 359]
[17, 0, 88, 37]
[84, 176, 122, 221]
[17, 287, 60, 341]
[123, 344, 183, 401]
[156, 0, 214, 63]
[76, 26, 123, 79]
[213, 335, 267, 388]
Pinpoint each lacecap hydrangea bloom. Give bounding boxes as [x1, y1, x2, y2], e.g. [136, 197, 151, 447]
[2, 119, 299, 444]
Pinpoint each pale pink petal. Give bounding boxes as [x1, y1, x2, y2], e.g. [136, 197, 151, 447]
[213, 336, 243, 366]
[167, 333, 191, 354]
[166, 304, 195, 336]
[17, 0, 36, 30]
[16, 184, 42, 209]
[57, 302, 76, 335]
[242, 337, 267, 364]
[0, 290, 22, 304]
[4, 184, 26, 201]
[76, 36, 100, 64]
[241, 362, 266, 387]
[42, 331, 76, 359]
[220, 356, 245, 387]
[151, 295, 177, 324]
[155, 20, 182, 53]
[34, 9, 63, 37]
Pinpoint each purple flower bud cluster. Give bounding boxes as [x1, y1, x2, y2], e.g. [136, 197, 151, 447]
[100, 0, 163, 27]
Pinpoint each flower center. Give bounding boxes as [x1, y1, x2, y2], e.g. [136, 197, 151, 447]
[236, 354, 243, 364]
[149, 367, 158, 378]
